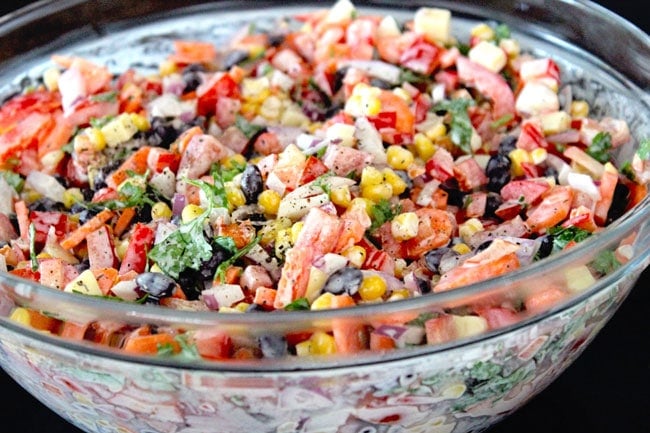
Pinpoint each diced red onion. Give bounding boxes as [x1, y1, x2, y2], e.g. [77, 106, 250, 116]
[201, 291, 220, 310]
[172, 193, 186, 216]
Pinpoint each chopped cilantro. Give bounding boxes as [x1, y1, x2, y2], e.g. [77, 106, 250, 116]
[638, 138, 650, 160]
[399, 68, 428, 84]
[199, 165, 229, 209]
[235, 115, 265, 139]
[312, 172, 334, 195]
[90, 90, 118, 103]
[214, 235, 261, 283]
[490, 113, 513, 129]
[406, 311, 438, 327]
[0, 169, 24, 192]
[284, 298, 310, 311]
[28, 223, 38, 272]
[157, 334, 201, 361]
[590, 250, 621, 276]
[621, 161, 636, 181]
[220, 159, 247, 182]
[434, 99, 475, 154]
[89, 115, 115, 129]
[494, 23, 511, 43]
[86, 171, 163, 211]
[214, 235, 237, 254]
[368, 198, 402, 233]
[586, 131, 612, 163]
[548, 225, 591, 252]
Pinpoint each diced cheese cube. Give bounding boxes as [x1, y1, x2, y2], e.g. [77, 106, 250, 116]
[468, 41, 507, 73]
[413, 8, 452, 44]
[515, 82, 560, 116]
[540, 111, 572, 135]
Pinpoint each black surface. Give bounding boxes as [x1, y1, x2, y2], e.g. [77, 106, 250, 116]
[0, 1, 648, 432]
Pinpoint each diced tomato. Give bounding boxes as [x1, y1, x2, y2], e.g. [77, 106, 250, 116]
[299, 155, 329, 185]
[0, 90, 61, 130]
[425, 147, 455, 182]
[191, 329, 233, 360]
[500, 179, 550, 205]
[399, 40, 442, 75]
[525, 185, 574, 234]
[368, 111, 397, 129]
[146, 147, 180, 174]
[30, 211, 70, 245]
[516, 119, 548, 151]
[434, 70, 459, 93]
[453, 158, 489, 191]
[118, 223, 154, 275]
[9, 267, 40, 282]
[196, 73, 241, 117]
[456, 56, 516, 120]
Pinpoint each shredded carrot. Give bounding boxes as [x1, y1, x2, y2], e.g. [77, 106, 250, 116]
[60, 209, 114, 250]
[123, 332, 179, 355]
[113, 207, 136, 237]
[14, 200, 30, 241]
[105, 146, 151, 190]
[253, 286, 276, 309]
[91, 267, 119, 295]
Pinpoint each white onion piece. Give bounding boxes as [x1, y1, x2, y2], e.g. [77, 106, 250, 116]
[295, 133, 329, 155]
[202, 284, 245, 309]
[355, 117, 387, 165]
[26, 171, 66, 203]
[567, 172, 601, 201]
[339, 60, 402, 84]
[148, 94, 196, 118]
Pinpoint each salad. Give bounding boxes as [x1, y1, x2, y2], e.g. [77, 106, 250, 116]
[0, 0, 647, 360]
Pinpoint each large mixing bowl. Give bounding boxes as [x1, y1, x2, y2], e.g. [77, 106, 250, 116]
[0, 1, 648, 433]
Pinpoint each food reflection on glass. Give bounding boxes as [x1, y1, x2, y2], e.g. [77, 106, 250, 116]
[0, 0, 647, 362]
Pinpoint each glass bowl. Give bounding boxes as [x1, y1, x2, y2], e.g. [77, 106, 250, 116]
[0, 1, 648, 432]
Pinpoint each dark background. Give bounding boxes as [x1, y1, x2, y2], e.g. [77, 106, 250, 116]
[0, 1, 647, 432]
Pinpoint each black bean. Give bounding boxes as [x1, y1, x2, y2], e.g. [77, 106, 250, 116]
[28, 197, 66, 212]
[240, 164, 264, 204]
[484, 192, 503, 219]
[498, 135, 517, 155]
[606, 183, 630, 224]
[147, 117, 180, 148]
[439, 178, 465, 207]
[414, 273, 431, 294]
[475, 240, 493, 252]
[135, 272, 177, 299]
[536, 235, 554, 259]
[369, 78, 393, 89]
[423, 247, 452, 274]
[486, 153, 511, 192]
[258, 334, 288, 358]
[267, 33, 285, 47]
[332, 67, 349, 94]
[246, 303, 268, 312]
[322, 267, 363, 296]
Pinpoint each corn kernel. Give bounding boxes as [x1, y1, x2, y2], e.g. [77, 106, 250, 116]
[452, 243, 472, 255]
[499, 38, 520, 58]
[359, 274, 387, 301]
[330, 185, 352, 208]
[114, 239, 129, 260]
[362, 183, 393, 202]
[241, 77, 271, 100]
[9, 307, 31, 326]
[275, 228, 293, 259]
[388, 288, 409, 301]
[459, 217, 484, 243]
[341, 245, 367, 268]
[218, 306, 242, 313]
[240, 102, 259, 117]
[413, 133, 436, 160]
[391, 212, 419, 241]
[151, 202, 173, 220]
[129, 113, 150, 132]
[43, 67, 61, 92]
[221, 153, 247, 169]
[234, 302, 251, 312]
[258, 189, 281, 215]
[62, 188, 84, 209]
[425, 123, 447, 141]
[530, 147, 548, 165]
[158, 60, 177, 76]
[394, 258, 407, 278]
[360, 166, 385, 188]
[225, 183, 246, 209]
[181, 204, 205, 223]
[311, 292, 335, 310]
[86, 127, 106, 151]
[383, 168, 408, 196]
[295, 340, 313, 356]
[508, 148, 532, 177]
[72, 133, 93, 154]
[570, 100, 589, 118]
[386, 145, 415, 170]
[290, 221, 304, 244]
[310, 331, 336, 355]
[470, 23, 495, 41]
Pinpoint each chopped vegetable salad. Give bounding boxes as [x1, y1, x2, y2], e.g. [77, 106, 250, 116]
[1, 0, 648, 360]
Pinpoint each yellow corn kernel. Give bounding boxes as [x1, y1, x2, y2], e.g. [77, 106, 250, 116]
[530, 147, 548, 165]
[225, 183, 246, 209]
[295, 339, 313, 356]
[149, 263, 164, 273]
[362, 183, 393, 202]
[459, 217, 484, 243]
[158, 59, 177, 76]
[391, 212, 419, 241]
[452, 243, 472, 255]
[181, 204, 205, 223]
[359, 274, 387, 302]
[275, 228, 293, 259]
[499, 38, 520, 58]
[392, 87, 412, 104]
[570, 100, 589, 118]
[311, 292, 335, 310]
[218, 306, 242, 313]
[413, 133, 436, 160]
[508, 148, 532, 177]
[330, 185, 352, 208]
[43, 67, 61, 92]
[151, 202, 173, 220]
[386, 145, 415, 170]
[62, 188, 84, 209]
[86, 127, 106, 151]
[290, 221, 304, 244]
[240, 102, 259, 117]
[425, 123, 447, 141]
[242, 77, 271, 100]
[360, 166, 385, 188]
[258, 189, 281, 215]
[310, 331, 336, 355]
[130, 113, 150, 132]
[388, 288, 410, 301]
[221, 153, 247, 169]
[383, 168, 408, 196]
[72, 133, 93, 154]
[470, 23, 495, 41]
[9, 307, 31, 326]
[234, 302, 251, 312]
[341, 245, 367, 268]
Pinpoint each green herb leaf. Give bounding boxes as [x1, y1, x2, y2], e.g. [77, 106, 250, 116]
[638, 138, 650, 160]
[90, 90, 118, 103]
[312, 172, 334, 195]
[590, 250, 621, 276]
[220, 159, 247, 182]
[214, 235, 237, 254]
[434, 99, 475, 154]
[284, 297, 310, 311]
[406, 311, 438, 327]
[620, 161, 635, 181]
[399, 68, 428, 84]
[157, 334, 201, 361]
[214, 235, 261, 283]
[490, 113, 513, 129]
[368, 199, 402, 233]
[586, 131, 612, 163]
[548, 225, 592, 252]
[493, 23, 511, 43]
[235, 115, 265, 139]
[28, 223, 38, 272]
[89, 115, 115, 129]
[0, 170, 24, 192]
